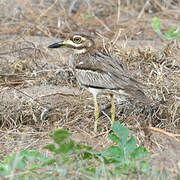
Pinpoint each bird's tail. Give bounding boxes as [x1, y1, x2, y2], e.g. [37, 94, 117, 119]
[124, 87, 152, 104]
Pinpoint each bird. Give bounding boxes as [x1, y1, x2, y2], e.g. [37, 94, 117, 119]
[48, 32, 150, 132]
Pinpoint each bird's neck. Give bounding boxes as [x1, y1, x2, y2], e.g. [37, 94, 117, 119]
[73, 48, 87, 54]
[72, 50, 92, 67]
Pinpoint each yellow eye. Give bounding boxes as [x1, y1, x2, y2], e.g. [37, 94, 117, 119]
[73, 36, 82, 44]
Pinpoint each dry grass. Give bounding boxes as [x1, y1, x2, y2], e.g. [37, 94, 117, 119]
[0, 0, 180, 178]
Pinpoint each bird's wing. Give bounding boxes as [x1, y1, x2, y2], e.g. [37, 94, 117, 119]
[75, 51, 150, 103]
[75, 51, 143, 90]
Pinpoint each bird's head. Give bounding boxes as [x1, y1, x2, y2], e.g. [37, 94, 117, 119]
[48, 33, 95, 54]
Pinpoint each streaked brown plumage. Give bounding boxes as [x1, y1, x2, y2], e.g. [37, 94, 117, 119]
[48, 32, 150, 131]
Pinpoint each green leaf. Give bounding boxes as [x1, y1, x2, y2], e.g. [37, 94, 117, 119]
[152, 17, 180, 40]
[112, 122, 130, 144]
[27, 176, 36, 180]
[140, 160, 152, 174]
[152, 17, 161, 32]
[109, 134, 120, 144]
[81, 151, 93, 159]
[50, 129, 71, 145]
[102, 146, 123, 164]
[131, 147, 148, 159]
[165, 26, 180, 39]
[56, 140, 74, 154]
[109, 123, 138, 161]
[114, 166, 122, 176]
[29, 163, 41, 171]
[35, 153, 49, 163]
[20, 150, 47, 163]
[85, 167, 96, 173]
[42, 159, 56, 166]
[7, 153, 27, 171]
[106, 146, 123, 158]
[20, 150, 35, 162]
[152, 17, 164, 39]
[76, 144, 92, 151]
[125, 135, 137, 156]
[0, 163, 12, 176]
[44, 144, 56, 152]
[16, 156, 26, 170]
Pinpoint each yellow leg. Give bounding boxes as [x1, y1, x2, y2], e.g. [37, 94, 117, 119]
[110, 94, 115, 127]
[93, 94, 99, 132]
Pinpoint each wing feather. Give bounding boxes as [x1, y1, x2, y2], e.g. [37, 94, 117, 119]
[75, 51, 143, 89]
[74, 50, 150, 103]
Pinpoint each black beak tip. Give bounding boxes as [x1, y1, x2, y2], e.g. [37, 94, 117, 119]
[48, 43, 61, 48]
[48, 44, 54, 48]
[48, 41, 65, 48]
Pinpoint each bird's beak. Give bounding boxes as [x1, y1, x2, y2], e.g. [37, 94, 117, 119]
[48, 41, 66, 48]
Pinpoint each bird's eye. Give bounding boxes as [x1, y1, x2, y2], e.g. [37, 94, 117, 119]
[73, 36, 82, 44]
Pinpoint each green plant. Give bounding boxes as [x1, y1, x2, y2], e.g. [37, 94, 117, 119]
[152, 17, 180, 40]
[0, 123, 152, 179]
[101, 122, 151, 177]
[0, 150, 51, 179]
[44, 129, 98, 179]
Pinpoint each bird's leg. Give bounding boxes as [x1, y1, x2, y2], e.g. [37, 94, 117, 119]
[93, 94, 99, 132]
[110, 94, 115, 127]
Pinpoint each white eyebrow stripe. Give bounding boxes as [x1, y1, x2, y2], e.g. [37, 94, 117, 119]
[66, 39, 82, 47]
[81, 37, 86, 41]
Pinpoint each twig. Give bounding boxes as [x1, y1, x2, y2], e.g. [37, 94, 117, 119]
[117, 0, 121, 24]
[35, 0, 58, 23]
[35, 25, 51, 37]
[0, 81, 24, 86]
[92, 130, 111, 138]
[149, 127, 180, 142]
